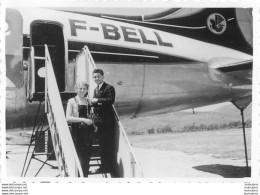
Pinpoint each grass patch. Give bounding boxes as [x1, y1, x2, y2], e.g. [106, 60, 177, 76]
[127, 119, 251, 135]
[181, 119, 251, 133]
[128, 131, 145, 136]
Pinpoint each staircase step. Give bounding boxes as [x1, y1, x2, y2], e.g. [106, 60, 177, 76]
[90, 157, 101, 160]
[89, 164, 101, 167]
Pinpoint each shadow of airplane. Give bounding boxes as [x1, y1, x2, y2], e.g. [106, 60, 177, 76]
[193, 164, 251, 178]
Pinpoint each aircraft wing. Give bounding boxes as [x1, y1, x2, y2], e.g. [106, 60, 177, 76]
[208, 57, 252, 85]
[217, 60, 252, 80]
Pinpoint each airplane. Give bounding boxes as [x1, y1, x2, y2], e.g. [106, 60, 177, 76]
[6, 7, 252, 128]
[5, 7, 252, 177]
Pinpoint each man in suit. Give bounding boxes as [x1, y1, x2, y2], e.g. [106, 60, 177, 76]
[89, 68, 116, 173]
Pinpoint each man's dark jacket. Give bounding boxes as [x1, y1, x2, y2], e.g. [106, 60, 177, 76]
[93, 82, 115, 123]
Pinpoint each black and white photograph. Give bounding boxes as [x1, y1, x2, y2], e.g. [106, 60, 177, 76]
[1, 0, 260, 194]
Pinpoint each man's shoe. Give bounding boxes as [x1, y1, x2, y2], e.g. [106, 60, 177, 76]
[95, 167, 110, 173]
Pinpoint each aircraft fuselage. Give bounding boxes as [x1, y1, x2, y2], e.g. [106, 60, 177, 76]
[5, 8, 252, 128]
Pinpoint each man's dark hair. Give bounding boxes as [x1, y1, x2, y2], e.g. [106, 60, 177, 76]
[92, 68, 104, 76]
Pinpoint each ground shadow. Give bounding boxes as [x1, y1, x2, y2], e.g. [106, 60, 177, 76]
[193, 164, 251, 178]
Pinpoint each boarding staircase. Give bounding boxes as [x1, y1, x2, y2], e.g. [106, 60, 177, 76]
[44, 45, 84, 177]
[23, 44, 143, 177]
[74, 46, 143, 177]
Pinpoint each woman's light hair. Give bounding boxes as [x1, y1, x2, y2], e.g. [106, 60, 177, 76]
[75, 81, 89, 90]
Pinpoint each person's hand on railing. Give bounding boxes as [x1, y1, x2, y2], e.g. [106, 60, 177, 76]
[82, 118, 93, 126]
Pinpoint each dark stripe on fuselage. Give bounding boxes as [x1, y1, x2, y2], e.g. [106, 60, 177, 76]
[218, 62, 252, 73]
[68, 41, 197, 63]
[99, 8, 252, 55]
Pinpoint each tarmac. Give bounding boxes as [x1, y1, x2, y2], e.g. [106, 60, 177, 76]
[4, 128, 251, 178]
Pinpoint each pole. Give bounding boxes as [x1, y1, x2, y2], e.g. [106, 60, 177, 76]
[240, 108, 249, 177]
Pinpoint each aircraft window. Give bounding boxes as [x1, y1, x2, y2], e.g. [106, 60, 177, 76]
[37, 67, 46, 78]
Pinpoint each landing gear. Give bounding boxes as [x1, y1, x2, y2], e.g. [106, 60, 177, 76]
[231, 96, 251, 177]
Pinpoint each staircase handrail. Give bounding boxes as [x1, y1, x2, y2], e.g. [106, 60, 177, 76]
[44, 44, 84, 177]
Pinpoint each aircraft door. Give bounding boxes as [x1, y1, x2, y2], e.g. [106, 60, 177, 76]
[28, 21, 65, 101]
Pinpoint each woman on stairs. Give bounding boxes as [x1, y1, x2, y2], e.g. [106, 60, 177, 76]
[66, 81, 95, 177]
